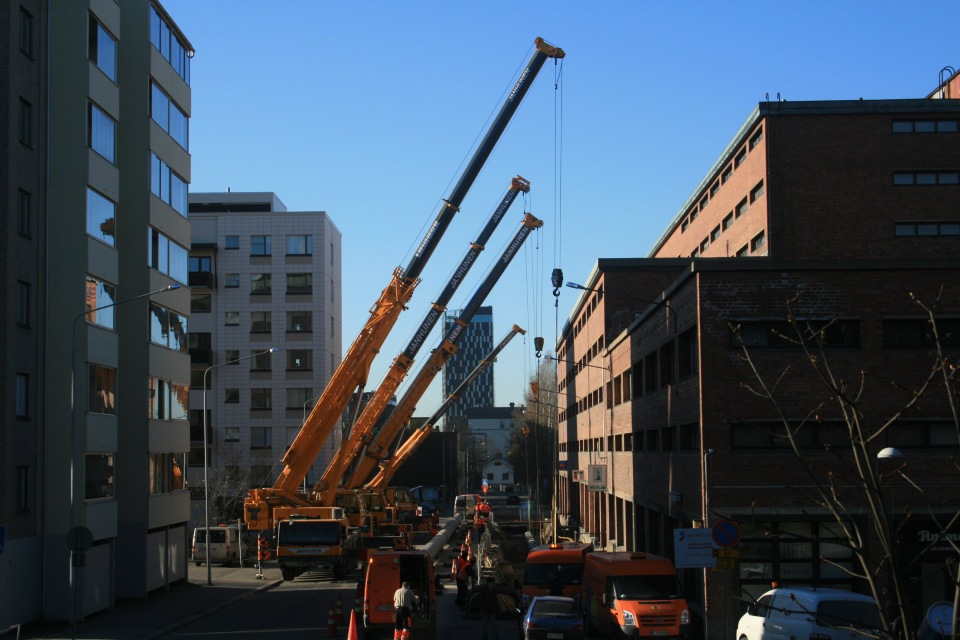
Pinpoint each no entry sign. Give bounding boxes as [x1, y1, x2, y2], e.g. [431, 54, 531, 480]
[711, 519, 741, 548]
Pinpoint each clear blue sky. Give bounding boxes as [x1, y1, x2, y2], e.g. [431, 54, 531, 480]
[164, 0, 960, 417]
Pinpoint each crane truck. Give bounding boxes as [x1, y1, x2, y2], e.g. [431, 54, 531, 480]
[345, 213, 543, 490]
[243, 37, 564, 573]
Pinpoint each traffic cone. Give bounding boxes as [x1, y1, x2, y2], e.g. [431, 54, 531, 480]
[325, 602, 337, 636]
[335, 593, 345, 626]
[346, 609, 360, 640]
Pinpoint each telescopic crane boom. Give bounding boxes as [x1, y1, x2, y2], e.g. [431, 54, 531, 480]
[345, 212, 543, 489]
[313, 177, 530, 503]
[365, 324, 526, 492]
[245, 38, 564, 531]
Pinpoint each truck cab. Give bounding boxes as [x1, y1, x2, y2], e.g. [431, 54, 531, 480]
[274, 510, 359, 581]
[521, 542, 593, 610]
[362, 550, 440, 639]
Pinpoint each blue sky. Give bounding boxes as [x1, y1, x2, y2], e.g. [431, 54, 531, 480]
[164, 0, 960, 417]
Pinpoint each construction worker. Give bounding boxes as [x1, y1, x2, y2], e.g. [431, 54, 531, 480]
[393, 580, 419, 640]
[451, 550, 472, 606]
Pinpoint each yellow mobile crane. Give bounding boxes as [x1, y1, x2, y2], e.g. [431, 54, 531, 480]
[364, 324, 527, 494]
[244, 39, 564, 565]
[345, 213, 543, 490]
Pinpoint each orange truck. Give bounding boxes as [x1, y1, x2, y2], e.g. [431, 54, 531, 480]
[520, 542, 594, 610]
[581, 551, 691, 638]
[361, 549, 440, 639]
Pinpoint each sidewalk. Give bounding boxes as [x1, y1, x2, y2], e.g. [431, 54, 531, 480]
[15, 563, 284, 640]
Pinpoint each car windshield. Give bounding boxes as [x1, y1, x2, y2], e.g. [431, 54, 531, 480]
[611, 574, 682, 600]
[524, 563, 583, 586]
[277, 520, 341, 546]
[817, 600, 882, 629]
[532, 600, 580, 618]
[194, 529, 225, 543]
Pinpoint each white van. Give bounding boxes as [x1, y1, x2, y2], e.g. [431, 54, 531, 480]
[192, 525, 247, 566]
[453, 494, 477, 519]
[736, 586, 882, 640]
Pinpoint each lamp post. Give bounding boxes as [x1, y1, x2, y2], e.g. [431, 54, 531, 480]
[69, 282, 180, 637]
[202, 347, 279, 586]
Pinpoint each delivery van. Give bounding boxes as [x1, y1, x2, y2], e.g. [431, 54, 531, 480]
[521, 542, 593, 610]
[192, 525, 246, 566]
[453, 494, 477, 519]
[581, 551, 691, 638]
[362, 549, 441, 639]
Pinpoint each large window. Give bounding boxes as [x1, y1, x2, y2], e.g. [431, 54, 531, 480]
[150, 303, 188, 352]
[149, 377, 189, 421]
[88, 364, 116, 414]
[883, 318, 960, 348]
[88, 14, 116, 81]
[251, 427, 272, 449]
[251, 311, 271, 333]
[287, 273, 312, 294]
[87, 188, 116, 246]
[731, 319, 860, 349]
[149, 453, 188, 494]
[250, 350, 273, 371]
[286, 235, 313, 256]
[150, 6, 190, 84]
[83, 276, 117, 328]
[85, 453, 114, 499]
[149, 228, 188, 283]
[287, 350, 313, 371]
[250, 273, 272, 294]
[287, 311, 312, 332]
[88, 102, 115, 163]
[287, 388, 313, 410]
[251, 389, 272, 410]
[251, 235, 272, 257]
[150, 82, 188, 149]
[150, 153, 188, 216]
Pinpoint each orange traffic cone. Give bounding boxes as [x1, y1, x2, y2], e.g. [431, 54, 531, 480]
[335, 593, 345, 626]
[346, 609, 360, 640]
[325, 602, 337, 636]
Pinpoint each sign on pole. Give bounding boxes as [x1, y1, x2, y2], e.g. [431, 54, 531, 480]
[712, 519, 741, 548]
[673, 528, 718, 569]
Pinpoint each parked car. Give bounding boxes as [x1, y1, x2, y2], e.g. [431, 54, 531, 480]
[736, 586, 882, 640]
[521, 595, 584, 640]
[507, 493, 520, 505]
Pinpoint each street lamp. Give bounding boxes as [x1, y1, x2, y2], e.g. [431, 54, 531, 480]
[202, 347, 279, 586]
[69, 281, 180, 637]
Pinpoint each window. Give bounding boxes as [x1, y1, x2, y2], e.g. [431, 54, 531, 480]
[20, 7, 33, 57]
[225, 427, 240, 442]
[288, 311, 312, 332]
[225, 273, 240, 288]
[17, 281, 30, 327]
[750, 180, 765, 202]
[188, 255, 213, 288]
[678, 326, 698, 378]
[736, 197, 749, 218]
[251, 389, 272, 410]
[225, 388, 239, 403]
[224, 235, 240, 250]
[224, 349, 239, 363]
[149, 453, 188, 494]
[331, 315, 335, 338]
[148, 377, 188, 421]
[85, 453, 114, 499]
[150, 153, 188, 216]
[250, 350, 273, 371]
[251, 427, 272, 449]
[287, 388, 312, 409]
[732, 319, 860, 349]
[188, 332, 211, 366]
[749, 127, 764, 150]
[721, 164, 732, 183]
[250, 273, 272, 294]
[149, 303, 188, 352]
[895, 221, 960, 237]
[16, 373, 29, 418]
[894, 171, 960, 185]
[18, 189, 31, 237]
[88, 14, 116, 81]
[150, 6, 190, 84]
[750, 230, 766, 253]
[893, 119, 959, 133]
[734, 147, 747, 168]
[88, 102, 116, 163]
[287, 350, 313, 371]
[88, 364, 116, 414]
[19, 97, 32, 146]
[190, 293, 211, 313]
[287, 235, 313, 255]
[287, 273, 313, 294]
[330, 241, 335, 265]
[225, 311, 240, 326]
[722, 212, 734, 231]
[710, 225, 721, 242]
[251, 311, 271, 333]
[86, 188, 116, 246]
[883, 318, 960, 348]
[83, 276, 117, 328]
[251, 235, 272, 256]
[150, 82, 188, 149]
[148, 228, 188, 283]
[16, 465, 29, 513]
[659, 341, 675, 388]
[736, 244, 749, 257]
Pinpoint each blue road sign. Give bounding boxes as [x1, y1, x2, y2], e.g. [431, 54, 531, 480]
[712, 519, 741, 548]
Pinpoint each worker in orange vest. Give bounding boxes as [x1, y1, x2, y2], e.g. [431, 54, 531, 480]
[451, 550, 472, 606]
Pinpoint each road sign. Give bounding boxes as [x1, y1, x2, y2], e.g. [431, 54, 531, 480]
[674, 528, 718, 569]
[481, 478, 488, 487]
[712, 519, 741, 548]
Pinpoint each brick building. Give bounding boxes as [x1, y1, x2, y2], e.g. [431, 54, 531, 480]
[555, 93, 960, 636]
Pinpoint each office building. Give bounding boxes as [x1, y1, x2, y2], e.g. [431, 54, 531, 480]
[1, 0, 194, 627]
[556, 91, 960, 635]
[188, 192, 343, 505]
[442, 305, 495, 429]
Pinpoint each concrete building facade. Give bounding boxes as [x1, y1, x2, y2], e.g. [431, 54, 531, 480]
[187, 192, 343, 513]
[555, 95, 960, 636]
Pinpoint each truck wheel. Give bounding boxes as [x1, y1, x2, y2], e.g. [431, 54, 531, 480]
[281, 568, 296, 581]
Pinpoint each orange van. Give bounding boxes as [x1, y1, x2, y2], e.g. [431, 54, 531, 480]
[581, 551, 691, 638]
[362, 549, 440, 639]
[521, 542, 593, 609]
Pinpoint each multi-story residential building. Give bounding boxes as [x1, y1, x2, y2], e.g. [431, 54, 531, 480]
[442, 305, 495, 429]
[187, 192, 343, 510]
[555, 93, 960, 636]
[1, 0, 193, 628]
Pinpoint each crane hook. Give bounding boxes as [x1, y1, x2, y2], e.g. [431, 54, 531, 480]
[551, 268, 564, 300]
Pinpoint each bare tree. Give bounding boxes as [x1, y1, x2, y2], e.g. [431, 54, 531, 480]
[730, 291, 960, 640]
